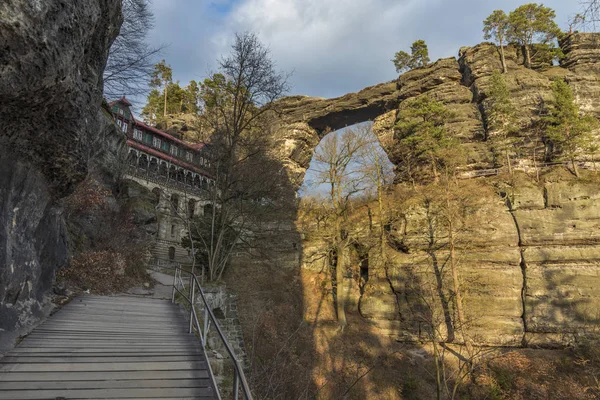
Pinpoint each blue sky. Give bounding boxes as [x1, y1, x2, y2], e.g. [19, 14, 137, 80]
[146, 0, 582, 100]
[143, 0, 583, 196]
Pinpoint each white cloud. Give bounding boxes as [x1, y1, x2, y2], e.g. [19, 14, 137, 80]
[146, 0, 580, 100]
[211, 0, 578, 97]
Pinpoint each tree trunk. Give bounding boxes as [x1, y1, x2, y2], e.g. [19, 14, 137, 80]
[524, 45, 532, 69]
[499, 40, 507, 73]
[572, 158, 580, 178]
[336, 240, 347, 329]
[505, 149, 512, 176]
[446, 189, 473, 359]
[163, 85, 168, 117]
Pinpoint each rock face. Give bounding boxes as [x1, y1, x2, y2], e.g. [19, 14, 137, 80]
[0, 0, 121, 349]
[274, 33, 600, 347]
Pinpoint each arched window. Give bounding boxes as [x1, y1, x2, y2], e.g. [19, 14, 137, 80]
[171, 194, 179, 210]
[188, 199, 196, 218]
[152, 188, 162, 205]
[168, 246, 175, 260]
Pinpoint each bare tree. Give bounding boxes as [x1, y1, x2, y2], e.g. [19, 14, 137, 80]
[311, 126, 370, 328]
[183, 32, 291, 282]
[103, 0, 164, 100]
[580, 0, 600, 28]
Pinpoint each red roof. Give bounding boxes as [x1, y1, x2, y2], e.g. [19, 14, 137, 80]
[127, 140, 214, 178]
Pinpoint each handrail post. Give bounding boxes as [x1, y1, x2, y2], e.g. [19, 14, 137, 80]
[189, 276, 195, 334]
[203, 307, 209, 347]
[234, 369, 240, 400]
[171, 267, 177, 303]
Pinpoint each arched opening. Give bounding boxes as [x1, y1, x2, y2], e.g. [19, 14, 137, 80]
[188, 199, 196, 218]
[203, 204, 213, 216]
[202, 178, 208, 190]
[170, 193, 179, 210]
[177, 169, 185, 183]
[159, 162, 168, 177]
[299, 122, 394, 198]
[127, 150, 138, 165]
[168, 246, 175, 260]
[169, 165, 177, 180]
[151, 187, 162, 206]
[186, 172, 193, 186]
[149, 157, 158, 174]
[138, 154, 149, 169]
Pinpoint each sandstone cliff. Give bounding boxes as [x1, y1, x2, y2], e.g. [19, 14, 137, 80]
[0, 0, 122, 349]
[274, 33, 600, 347]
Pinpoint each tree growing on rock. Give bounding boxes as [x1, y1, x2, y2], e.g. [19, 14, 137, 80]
[392, 40, 431, 73]
[544, 79, 598, 177]
[483, 10, 511, 73]
[394, 95, 459, 183]
[508, 3, 562, 69]
[485, 71, 518, 174]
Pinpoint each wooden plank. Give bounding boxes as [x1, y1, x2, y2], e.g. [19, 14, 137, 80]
[0, 387, 215, 399]
[0, 369, 210, 381]
[8, 347, 202, 354]
[0, 378, 213, 390]
[0, 361, 207, 372]
[0, 295, 217, 399]
[0, 355, 205, 363]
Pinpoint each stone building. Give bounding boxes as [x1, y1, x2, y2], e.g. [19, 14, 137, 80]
[109, 97, 213, 265]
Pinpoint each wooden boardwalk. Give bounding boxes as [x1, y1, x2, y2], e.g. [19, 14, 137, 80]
[0, 295, 217, 399]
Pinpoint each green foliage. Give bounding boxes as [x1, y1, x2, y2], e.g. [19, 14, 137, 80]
[149, 59, 173, 89]
[142, 60, 202, 121]
[199, 73, 234, 110]
[544, 79, 598, 166]
[484, 10, 510, 45]
[184, 80, 200, 114]
[392, 39, 430, 73]
[141, 88, 162, 121]
[508, 3, 562, 68]
[486, 71, 518, 169]
[411, 40, 430, 68]
[394, 95, 461, 182]
[484, 10, 510, 72]
[486, 71, 517, 135]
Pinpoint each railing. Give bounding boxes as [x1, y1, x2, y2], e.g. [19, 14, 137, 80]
[125, 165, 208, 197]
[170, 266, 253, 400]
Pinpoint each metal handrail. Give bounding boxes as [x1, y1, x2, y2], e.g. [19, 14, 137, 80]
[169, 266, 253, 400]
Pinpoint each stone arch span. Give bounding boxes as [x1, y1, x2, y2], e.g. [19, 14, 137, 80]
[274, 80, 400, 192]
[277, 81, 399, 136]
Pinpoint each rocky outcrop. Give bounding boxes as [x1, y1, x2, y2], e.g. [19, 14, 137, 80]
[277, 81, 399, 135]
[277, 33, 600, 347]
[0, 0, 121, 349]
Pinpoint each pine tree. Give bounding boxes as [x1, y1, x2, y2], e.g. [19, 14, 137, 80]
[395, 95, 460, 182]
[544, 79, 598, 177]
[392, 40, 431, 73]
[141, 89, 162, 123]
[184, 80, 200, 114]
[508, 4, 562, 69]
[149, 60, 173, 117]
[486, 71, 518, 174]
[483, 10, 510, 73]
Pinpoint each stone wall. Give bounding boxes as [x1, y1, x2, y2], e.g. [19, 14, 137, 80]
[194, 285, 247, 366]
